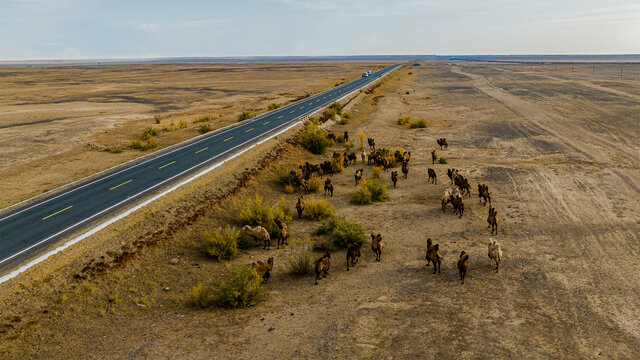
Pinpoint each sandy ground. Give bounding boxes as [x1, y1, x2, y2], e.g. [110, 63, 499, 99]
[0, 63, 380, 208]
[1, 62, 639, 359]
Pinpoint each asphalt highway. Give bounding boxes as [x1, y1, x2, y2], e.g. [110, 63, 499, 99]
[0, 64, 399, 270]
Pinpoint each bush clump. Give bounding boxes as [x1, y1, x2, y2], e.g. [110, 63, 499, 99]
[397, 115, 412, 125]
[328, 102, 343, 115]
[237, 195, 292, 238]
[304, 198, 334, 219]
[202, 226, 240, 260]
[366, 177, 387, 202]
[438, 157, 448, 164]
[316, 215, 366, 248]
[351, 177, 386, 205]
[141, 127, 159, 140]
[287, 237, 313, 275]
[357, 132, 366, 149]
[237, 110, 255, 122]
[410, 118, 428, 128]
[321, 108, 337, 122]
[331, 154, 345, 173]
[178, 119, 189, 128]
[191, 267, 265, 308]
[198, 124, 212, 134]
[306, 176, 323, 193]
[372, 166, 382, 178]
[299, 123, 331, 155]
[267, 103, 280, 111]
[351, 186, 372, 205]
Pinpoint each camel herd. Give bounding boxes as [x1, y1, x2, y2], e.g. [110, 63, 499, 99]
[246, 133, 503, 286]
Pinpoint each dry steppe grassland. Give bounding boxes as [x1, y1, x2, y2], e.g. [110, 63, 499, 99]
[1, 62, 639, 359]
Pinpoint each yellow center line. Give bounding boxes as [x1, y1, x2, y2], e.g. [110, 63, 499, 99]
[289, 110, 295, 113]
[158, 161, 176, 169]
[263, 121, 270, 125]
[224, 136, 233, 142]
[300, 106, 304, 109]
[109, 179, 132, 191]
[42, 205, 73, 220]
[277, 115, 283, 119]
[195, 147, 208, 154]
[245, 128, 254, 133]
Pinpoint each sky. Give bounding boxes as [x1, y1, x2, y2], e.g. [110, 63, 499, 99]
[0, 0, 639, 60]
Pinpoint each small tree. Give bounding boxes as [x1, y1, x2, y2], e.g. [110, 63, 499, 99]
[299, 123, 331, 155]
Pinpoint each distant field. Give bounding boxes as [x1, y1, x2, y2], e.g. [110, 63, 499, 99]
[0, 62, 382, 208]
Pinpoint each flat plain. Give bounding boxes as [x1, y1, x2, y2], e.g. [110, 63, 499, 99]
[1, 62, 639, 359]
[0, 62, 375, 208]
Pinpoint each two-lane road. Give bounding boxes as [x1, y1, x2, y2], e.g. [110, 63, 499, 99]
[0, 64, 400, 273]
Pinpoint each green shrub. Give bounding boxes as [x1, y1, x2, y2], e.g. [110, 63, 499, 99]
[328, 101, 343, 115]
[287, 237, 313, 275]
[344, 141, 354, 150]
[236, 232, 255, 249]
[278, 170, 295, 186]
[352, 178, 386, 205]
[192, 267, 265, 308]
[131, 140, 143, 149]
[144, 137, 157, 150]
[299, 123, 331, 155]
[337, 117, 349, 125]
[190, 282, 212, 308]
[178, 119, 189, 128]
[308, 116, 322, 125]
[316, 215, 366, 248]
[304, 198, 334, 219]
[198, 124, 212, 134]
[410, 118, 428, 128]
[321, 108, 337, 122]
[213, 266, 265, 308]
[330, 155, 344, 173]
[154, 115, 162, 124]
[351, 186, 372, 205]
[202, 227, 239, 260]
[397, 115, 411, 125]
[313, 238, 337, 252]
[336, 134, 346, 143]
[372, 166, 382, 178]
[306, 176, 322, 193]
[342, 112, 351, 120]
[438, 157, 448, 164]
[141, 127, 159, 140]
[237, 195, 292, 238]
[366, 177, 387, 202]
[237, 110, 255, 122]
[267, 103, 280, 111]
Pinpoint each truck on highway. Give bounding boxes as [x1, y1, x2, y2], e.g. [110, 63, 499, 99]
[362, 70, 371, 77]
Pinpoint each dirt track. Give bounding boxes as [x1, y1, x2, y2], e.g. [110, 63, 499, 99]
[1, 63, 639, 359]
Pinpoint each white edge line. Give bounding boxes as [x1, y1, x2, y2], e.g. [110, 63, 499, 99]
[0, 119, 302, 266]
[0, 121, 303, 284]
[0, 65, 396, 221]
[0, 69, 368, 217]
[0, 65, 400, 284]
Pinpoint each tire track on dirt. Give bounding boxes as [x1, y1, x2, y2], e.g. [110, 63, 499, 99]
[451, 66, 640, 168]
